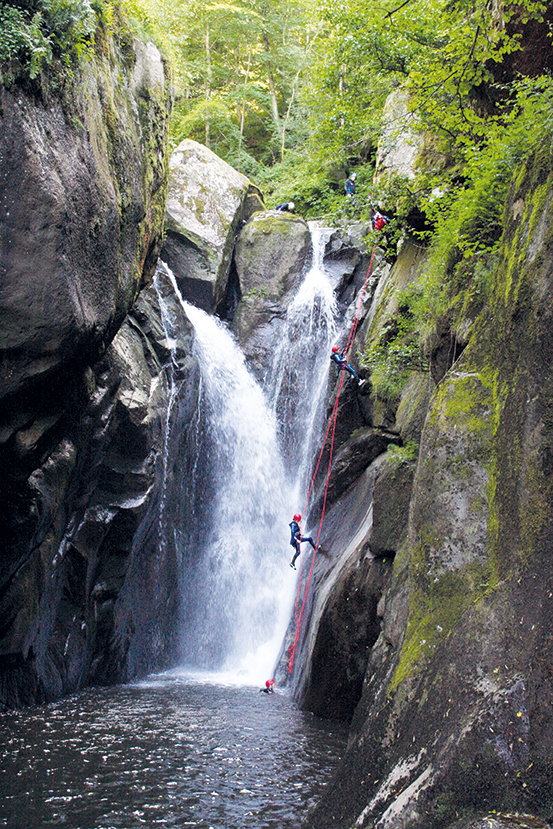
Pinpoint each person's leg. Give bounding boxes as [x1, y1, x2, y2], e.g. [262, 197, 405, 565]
[290, 541, 300, 567]
[302, 536, 317, 549]
[346, 364, 359, 381]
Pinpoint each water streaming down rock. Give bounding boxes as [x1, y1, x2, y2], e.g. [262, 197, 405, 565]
[183, 302, 296, 676]
[154, 226, 340, 682]
[267, 226, 338, 499]
[153, 265, 295, 679]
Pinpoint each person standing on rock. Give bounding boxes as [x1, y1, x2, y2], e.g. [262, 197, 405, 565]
[331, 345, 360, 383]
[289, 513, 319, 569]
[344, 172, 357, 200]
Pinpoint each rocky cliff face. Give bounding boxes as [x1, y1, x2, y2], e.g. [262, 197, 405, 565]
[298, 150, 553, 829]
[0, 35, 173, 707]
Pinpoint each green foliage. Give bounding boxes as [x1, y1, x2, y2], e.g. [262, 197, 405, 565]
[361, 286, 429, 401]
[411, 75, 553, 347]
[0, 0, 120, 80]
[0, 5, 52, 78]
[387, 440, 419, 467]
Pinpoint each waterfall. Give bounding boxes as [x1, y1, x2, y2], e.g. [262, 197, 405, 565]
[181, 303, 295, 678]
[268, 226, 337, 499]
[154, 225, 338, 683]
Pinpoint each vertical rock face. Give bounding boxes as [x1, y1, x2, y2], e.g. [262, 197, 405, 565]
[0, 36, 173, 708]
[301, 152, 553, 828]
[161, 139, 265, 314]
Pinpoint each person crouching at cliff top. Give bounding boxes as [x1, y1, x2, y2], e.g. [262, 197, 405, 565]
[274, 201, 295, 212]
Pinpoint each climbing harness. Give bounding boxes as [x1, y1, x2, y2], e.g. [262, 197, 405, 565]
[287, 235, 380, 673]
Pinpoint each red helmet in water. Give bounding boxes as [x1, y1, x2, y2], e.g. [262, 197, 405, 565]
[293, 513, 301, 522]
[266, 679, 275, 688]
[331, 345, 340, 353]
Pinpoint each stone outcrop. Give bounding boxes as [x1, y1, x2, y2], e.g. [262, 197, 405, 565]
[0, 35, 173, 708]
[374, 88, 419, 183]
[232, 210, 312, 377]
[161, 139, 264, 314]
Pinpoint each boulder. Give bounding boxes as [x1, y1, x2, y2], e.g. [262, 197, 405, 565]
[232, 210, 312, 376]
[316, 426, 402, 509]
[374, 88, 419, 183]
[161, 139, 264, 313]
[369, 451, 416, 558]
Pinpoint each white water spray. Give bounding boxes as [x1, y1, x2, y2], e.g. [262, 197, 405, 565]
[155, 226, 339, 684]
[268, 226, 338, 500]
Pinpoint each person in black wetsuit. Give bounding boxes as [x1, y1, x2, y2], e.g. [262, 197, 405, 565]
[330, 345, 359, 382]
[275, 201, 295, 212]
[260, 679, 275, 694]
[289, 513, 318, 569]
[344, 172, 357, 201]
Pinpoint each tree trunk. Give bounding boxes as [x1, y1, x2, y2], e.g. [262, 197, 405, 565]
[239, 47, 252, 152]
[263, 33, 280, 129]
[205, 21, 212, 147]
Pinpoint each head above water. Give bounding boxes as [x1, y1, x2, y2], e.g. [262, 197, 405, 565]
[266, 679, 275, 688]
[293, 513, 301, 522]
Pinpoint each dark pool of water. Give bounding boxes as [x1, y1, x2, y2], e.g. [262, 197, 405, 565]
[0, 674, 348, 829]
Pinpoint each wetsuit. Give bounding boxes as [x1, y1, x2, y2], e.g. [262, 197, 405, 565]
[289, 521, 316, 568]
[330, 351, 359, 382]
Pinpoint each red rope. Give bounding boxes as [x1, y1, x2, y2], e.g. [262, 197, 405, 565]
[287, 237, 379, 673]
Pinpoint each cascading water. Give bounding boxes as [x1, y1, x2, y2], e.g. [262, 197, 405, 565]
[178, 301, 295, 679]
[155, 225, 339, 683]
[268, 226, 338, 498]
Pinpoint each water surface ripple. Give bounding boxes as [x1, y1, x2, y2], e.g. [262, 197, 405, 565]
[0, 677, 347, 829]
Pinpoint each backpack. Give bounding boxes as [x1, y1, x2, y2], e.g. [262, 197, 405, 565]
[374, 214, 385, 231]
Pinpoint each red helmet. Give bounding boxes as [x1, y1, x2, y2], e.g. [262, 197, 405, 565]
[266, 679, 275, 688]
[331, 345, 340, 353]
[293, 513, 301, 522]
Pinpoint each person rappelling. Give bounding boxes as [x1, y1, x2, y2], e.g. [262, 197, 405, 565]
[289, 513, 319, 569]
[330, 345, 360, 383]
[370, 207, 390, 231]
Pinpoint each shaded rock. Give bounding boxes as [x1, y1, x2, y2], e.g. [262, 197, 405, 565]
[0, 39, 170, 408]
[369, 452, 416, 558]
[300, 551, 393, 722]
[0, 278, 199, 708]
[0, 32, 178, 706]
[316, 426, 401, 510]
[161, 139, 264, 313]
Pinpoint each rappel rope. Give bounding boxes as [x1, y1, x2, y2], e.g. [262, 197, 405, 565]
[288, 235, 380, 673]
